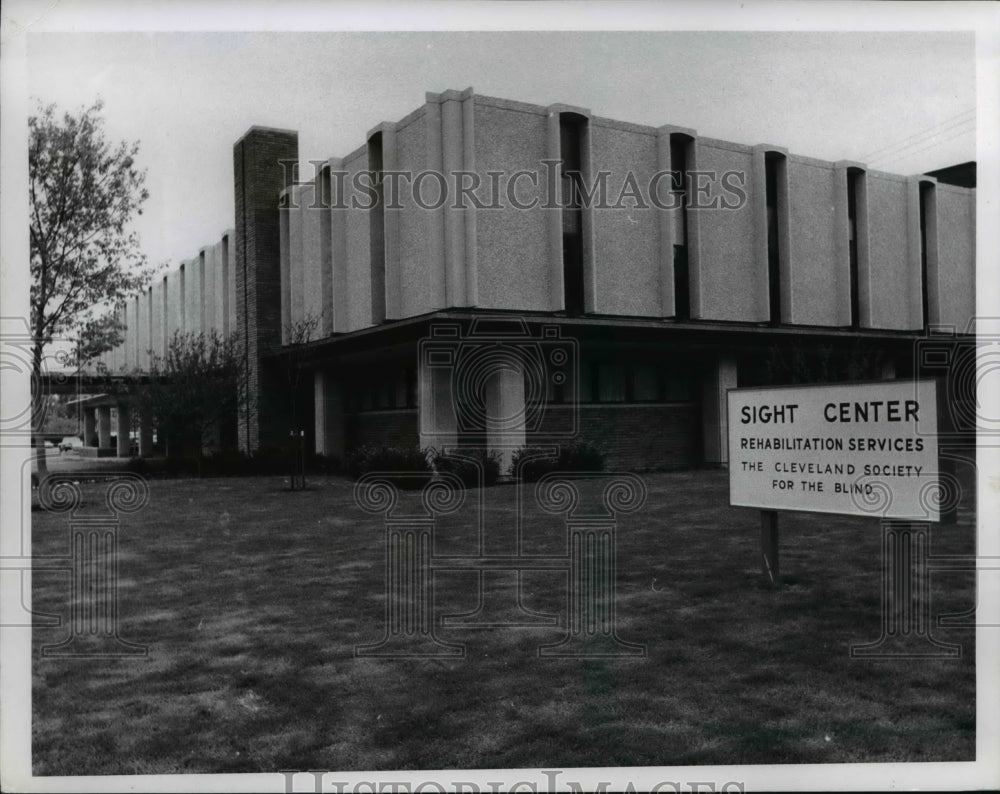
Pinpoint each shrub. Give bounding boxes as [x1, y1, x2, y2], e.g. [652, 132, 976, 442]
[345, 444, 432, 486]
[307, 452, 341, 476]
[247, 446, 287, 476]
[118, 448, 338, 479]
[124, 456, 153, 477]
[162, 454, 201, 477]
[432, 448, 503, 488]
[128, 449, 282, 478]
[511, 440, 606, 482]
[203, 449, 249, 476]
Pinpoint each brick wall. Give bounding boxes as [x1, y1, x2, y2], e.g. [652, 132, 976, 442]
[528, 403, 699, 470]
[234, 127, 299, 451]
[347, 409, 420, 450]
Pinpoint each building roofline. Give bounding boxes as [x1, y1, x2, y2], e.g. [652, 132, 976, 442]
[236, 124, 299, 141]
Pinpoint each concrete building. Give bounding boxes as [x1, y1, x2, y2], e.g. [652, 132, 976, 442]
[96, 88, 976, 469]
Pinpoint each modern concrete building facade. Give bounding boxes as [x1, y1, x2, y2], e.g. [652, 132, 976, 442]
[96, 88, 977, 469]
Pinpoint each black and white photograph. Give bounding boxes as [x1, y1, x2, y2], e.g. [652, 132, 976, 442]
[1, 2, 998, 792]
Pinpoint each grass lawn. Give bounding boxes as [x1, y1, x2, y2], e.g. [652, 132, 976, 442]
[31, 468, 976, 774]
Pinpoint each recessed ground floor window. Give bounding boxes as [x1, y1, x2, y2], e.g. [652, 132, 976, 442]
[537, 360, 693, 405]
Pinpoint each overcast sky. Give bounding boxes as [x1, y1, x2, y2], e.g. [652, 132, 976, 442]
[24, 25, 977, 277]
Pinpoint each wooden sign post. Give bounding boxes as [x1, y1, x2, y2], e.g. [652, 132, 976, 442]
[760, 509, 779, 587]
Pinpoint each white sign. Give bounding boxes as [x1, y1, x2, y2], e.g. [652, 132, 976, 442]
[728, 380, 939, 520]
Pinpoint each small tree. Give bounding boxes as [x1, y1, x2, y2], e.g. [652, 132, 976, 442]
[131, 331, 247, 467]
[29, 99, 151, 473]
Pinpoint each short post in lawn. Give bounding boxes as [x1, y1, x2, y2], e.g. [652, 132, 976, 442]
[288, 429, 306, 490]
[297, 429, 306, 489]
[760, 509, 779, 588]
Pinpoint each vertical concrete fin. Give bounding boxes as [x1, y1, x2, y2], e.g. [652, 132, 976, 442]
[441, 93, 467, 307]
[379, 122, 401, 320]
[279, 188, 291, 344]
[462, 90, 478, 306]
[424, 98, 447, 309]
[289, 184, 306, 334]
[545, 109, 564, 312]
[328, 157, 349, 334]
[655, 127, 676, 317]
[224, 230, 236, 338]
[317, 166, 334, 336]
[160, 275, 169, 358]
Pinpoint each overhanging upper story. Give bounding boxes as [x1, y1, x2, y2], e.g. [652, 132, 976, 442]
[96, 87, 977, 373]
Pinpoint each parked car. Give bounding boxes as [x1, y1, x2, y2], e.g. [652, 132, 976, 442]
[58, 436, 83, 453]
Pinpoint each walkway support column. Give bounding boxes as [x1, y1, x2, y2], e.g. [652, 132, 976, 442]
[84, 408, 98, 447]
[116, 405, 131, 457]
[314, 370, 345, 459]
[97, 406, 112, 448]
[485, 361, 526, 475]
[138, 410, 154, 458]
[702, 354, 738, 467]
[419, 358, 458, 453]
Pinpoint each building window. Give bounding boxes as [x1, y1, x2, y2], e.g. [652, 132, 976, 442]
[178, 263, 186, 333]
[368, 133, 386, 324]
[560, 113, 587, 316]
[394, 371, 408, 409]
[147, 287, 154, 360]
[847, 168, 864, 329]
[765, 151, 786, 325]
[545, 377, 565, 404]
[670, 133, 693, 320]
[576, 361, 694, 404]
[199, 250, 207, 331]
[572, 360, 694, 405]
[919, 180, 935, 329]
[279, 192, 291, 343]
[351, 367, 418, 413]
[578, 362, 594, 403]
[661, 370, 692, 402]
[319, 165, 332, 334]
[540, 365, 578, 404]
[375, 379, 391, 410]
[405, 367, 417, 408]
[161, 276, 169, 354]
[221, 235, 230, 337]
[632, 364, 660, 402]
[596, 363, 626, 403]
